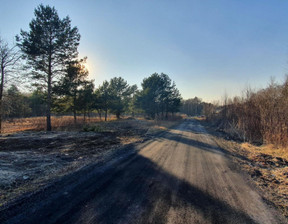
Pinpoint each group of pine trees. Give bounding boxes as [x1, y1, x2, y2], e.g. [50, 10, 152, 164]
[0, 5, 182, 132]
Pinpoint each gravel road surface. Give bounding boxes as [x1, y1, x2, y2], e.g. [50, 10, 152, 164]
[1, 120, 286, 224]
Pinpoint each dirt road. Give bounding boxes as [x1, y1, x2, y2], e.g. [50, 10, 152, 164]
[1, 120, 286, 224]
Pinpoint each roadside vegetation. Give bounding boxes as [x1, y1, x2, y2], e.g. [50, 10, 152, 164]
[181, 78, 288, 217]
[203, 124, 288, 217]
[182, 77, 288, 148]
[213, 77, 288, 148]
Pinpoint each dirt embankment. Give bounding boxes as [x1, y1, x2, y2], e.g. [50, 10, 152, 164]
[0, 119, 179, 206]
[201, 120, 288, 218]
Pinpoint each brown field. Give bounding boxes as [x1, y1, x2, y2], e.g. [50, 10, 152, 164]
[1, 116, 117, 133]
[1, 114, 183, 134]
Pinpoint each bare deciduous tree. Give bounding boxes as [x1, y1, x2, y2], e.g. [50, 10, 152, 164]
[0, 38, 20, 133]
[213, 77, 288, 146]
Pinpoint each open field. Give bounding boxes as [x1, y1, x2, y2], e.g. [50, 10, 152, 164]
[1, 115, 183, 134]
[1, 116, 115, 133]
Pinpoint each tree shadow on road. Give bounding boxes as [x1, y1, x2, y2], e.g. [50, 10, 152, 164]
[56, 153, 258, 224]
[161, 127, 252, 164]
[0, 132, 265, 224]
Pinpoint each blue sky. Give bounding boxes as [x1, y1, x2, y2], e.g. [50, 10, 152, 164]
[1, 0, 288, 102]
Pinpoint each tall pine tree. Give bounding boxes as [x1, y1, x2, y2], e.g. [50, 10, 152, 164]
[17, 4, 80, 131]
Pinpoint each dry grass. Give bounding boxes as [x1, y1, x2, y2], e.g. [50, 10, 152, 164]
[192, 115, 206, 121]
[211, 134, 288, 217]
[1, 115, 182, 135]
[241, 142, 288, 161]
[143, 115, 183, 135]
[1, 116, 117, 133]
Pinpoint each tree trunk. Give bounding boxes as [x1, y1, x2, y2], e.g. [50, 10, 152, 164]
[88, 111, 91, 120]
[47, 77, 52, 131]
[105, 108, 108, 121]
[0, 65, 4, 133]
[83, 110, 86, 123]
[97, 109, 102, 121]
[73, 95, 77, 124]
[47, 55, 52, 131]
[116, 112, 120, 119]
[73, 109, 77, 124]
[0, 101, 2, 133]
[150, 112, 155, 120]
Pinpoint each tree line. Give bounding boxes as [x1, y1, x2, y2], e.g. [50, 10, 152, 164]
[180, 97, 215, 118]
[0, 5, 182, 132]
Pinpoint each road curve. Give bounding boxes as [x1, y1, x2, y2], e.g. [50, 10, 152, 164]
[1, 120, 287, 224]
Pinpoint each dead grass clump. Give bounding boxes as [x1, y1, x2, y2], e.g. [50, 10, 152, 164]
[241, 142, 288, 161]
[214, 137, 288, 217]
[144, 118, 182, 135]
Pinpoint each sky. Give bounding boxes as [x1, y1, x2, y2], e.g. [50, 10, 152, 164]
[1, 0, 288, 102]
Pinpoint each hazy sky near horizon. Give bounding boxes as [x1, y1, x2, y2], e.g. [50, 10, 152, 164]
[1, 0, 288, 102]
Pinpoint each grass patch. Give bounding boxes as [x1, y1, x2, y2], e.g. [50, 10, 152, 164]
[241, 142, 288, 161]
[83, 124, 105, 132]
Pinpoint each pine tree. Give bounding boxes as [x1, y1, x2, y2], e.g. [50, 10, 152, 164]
[17, 4, 80, 131]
